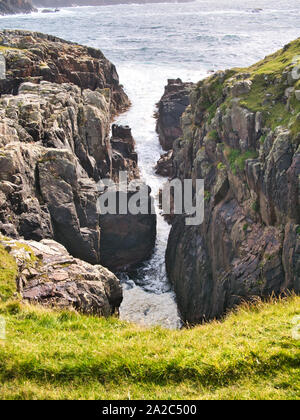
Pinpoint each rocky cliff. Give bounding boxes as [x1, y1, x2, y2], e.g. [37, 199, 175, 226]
[0, 0, 36, 15]
[0, 30, 129, 114]
[166, 40, 300, 324]
[0, 31, 156, 274]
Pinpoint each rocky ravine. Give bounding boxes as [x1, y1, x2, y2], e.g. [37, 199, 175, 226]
[164, 40, 300, 324]
[0, 30, 156, 314]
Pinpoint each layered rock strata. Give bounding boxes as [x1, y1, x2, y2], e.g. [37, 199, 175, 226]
[0, 235, 122, 315]
[0, 31, 156, 273]
[165, 41, 300, 323]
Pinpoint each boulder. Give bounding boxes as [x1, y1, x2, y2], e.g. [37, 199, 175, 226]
[0, 236, 122, 316]
[99, 181, 157, 271]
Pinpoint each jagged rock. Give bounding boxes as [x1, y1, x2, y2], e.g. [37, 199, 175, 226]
[166, 43, 300, 324]
[0, 31, 156, 271]
[111, 124, 139, 181]
[155, 150, 173, 177]
[0, 30, 129, 114]
[0, 236, 122, 315]
[0, 0, 36, 15]
[156, 78, 194, 151]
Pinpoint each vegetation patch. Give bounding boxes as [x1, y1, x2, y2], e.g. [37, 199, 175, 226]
[0, 296, 299, 399]
[0, 244, 18, 302]
[225, 147, 258, 174]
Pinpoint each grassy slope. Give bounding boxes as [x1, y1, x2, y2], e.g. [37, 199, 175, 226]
[0, 221, 299, 401]
[0, 297, 299, 398]
[195, 37, 300, 142]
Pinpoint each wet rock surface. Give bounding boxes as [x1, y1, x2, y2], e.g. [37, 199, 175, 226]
[0, 236, 122, 315]
[166, 48, 300, 323]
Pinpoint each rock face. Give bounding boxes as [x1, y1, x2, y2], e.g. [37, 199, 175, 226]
[111, 124, 139, 181]
[0, 0, 36, 15]
[0, 31, 156, 272]
[166, 41, 300, 324]
[99, 181, 156, 271]
[0, 236, 122, 315]
[0, 30, 129, 115]
[155, 150, 173, 177]
[156, 78, 194, 151]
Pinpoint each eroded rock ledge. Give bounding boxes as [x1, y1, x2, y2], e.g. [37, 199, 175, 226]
[0, 235, 122, 315]
[0, 30, 129, 114]
[165, 41, 300, 324]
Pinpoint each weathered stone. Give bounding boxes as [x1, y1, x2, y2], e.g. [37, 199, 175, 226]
[0, 236, 123, 316]
[156, 79, 194, 151]
[0, 1, 36, 16]
[0, 31, 156, 272]
[99, 182, 156, 271]
[0, 29, 129, 114]
[165, 56, 300, 324]
[155, 150, 173, 177]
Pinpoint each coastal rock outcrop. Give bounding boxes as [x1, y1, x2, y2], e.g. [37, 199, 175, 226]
[33, 0, 192, 7]
[155, 150, 173, 177]
[166, 41, 300, 323]
[0, 30, 129, 114]
[0, 235, 122, 315]
[0, 31, 156, 272]
[156, 78, 194, 151]
[0, 0, 36, 15]
[99, 181, 156, 271]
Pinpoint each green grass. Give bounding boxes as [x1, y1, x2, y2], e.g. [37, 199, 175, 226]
[207, 130, 219, 141]
[235, 39, 300, 138]
[0, 242, 299, 400]
[0, 244, 18, 301]
[225, 147, 258, 174]
[193, 38, 300, 143]
[0, 295, 299, 400]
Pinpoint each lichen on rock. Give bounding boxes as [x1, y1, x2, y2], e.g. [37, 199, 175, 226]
[165, 40, 300, 324]
[0, 235, 122, 315]
[0, 30, 156, 273]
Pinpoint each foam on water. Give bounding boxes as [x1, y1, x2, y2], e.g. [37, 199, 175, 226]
[1, 0, 299, 327]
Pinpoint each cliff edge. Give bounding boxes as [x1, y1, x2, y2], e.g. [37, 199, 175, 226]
[166, 39, 300, 323]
